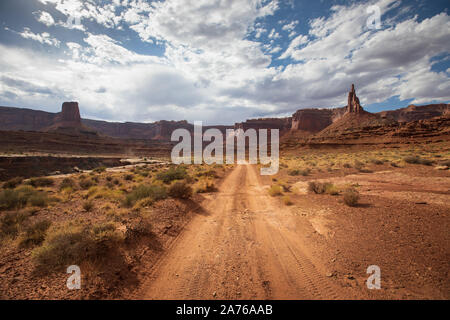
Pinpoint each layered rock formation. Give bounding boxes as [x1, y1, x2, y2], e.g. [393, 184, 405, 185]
[379, 104, 450, 122]
[234, 117, 292, 134]
[291, 108, 346, 133]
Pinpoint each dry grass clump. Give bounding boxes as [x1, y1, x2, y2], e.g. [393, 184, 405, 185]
[308, 181, 338, 195]
[27, 177, 54, 187]
[343, 188, 360, 207]
[168, 181, 192, 199]
[0, 186, 48, 210]
[195, 179, 216, 193]
[288, 168, 310, 176]
[32, 221, 123, 272]
[2, 177, 23, 189]
[79, 178, 95, 190]
[403, 156, 433, 166]
[123, 183, 167, 207]
[0, 211, 29, 242]
[59, 177, 76, 190]
[268, 185, 283, 197]
[282, 195, 293, 206]
[156, 166, 189, 184]
[93, 166, 106, 173]
[19, 219, 51, 248]
[83, 200, 94, 212]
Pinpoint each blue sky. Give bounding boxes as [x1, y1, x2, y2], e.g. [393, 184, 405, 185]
[0, 0, 449, 124]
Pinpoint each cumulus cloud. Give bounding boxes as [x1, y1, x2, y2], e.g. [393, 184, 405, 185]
[19, 27, 60, 47]
[35, 11, 55, 27]
[1, 0, 449, 124]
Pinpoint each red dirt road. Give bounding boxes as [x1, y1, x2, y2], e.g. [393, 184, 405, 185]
[137, 165, 366, 299]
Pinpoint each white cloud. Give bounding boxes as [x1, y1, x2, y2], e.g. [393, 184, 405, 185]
[1, 0, 449, 125]
[36, 11, 55, 27]
[19, 28, 60, 47]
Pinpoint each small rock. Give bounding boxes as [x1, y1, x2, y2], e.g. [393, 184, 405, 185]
[434, 166, 448, 170]
[212, 291, 217, 297]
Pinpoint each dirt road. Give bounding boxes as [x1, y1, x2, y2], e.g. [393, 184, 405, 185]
[137, 164, 365, 299]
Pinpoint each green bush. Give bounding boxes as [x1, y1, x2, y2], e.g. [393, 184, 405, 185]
[19, 219, 51, 248]
[3, 177, 23, 189]
[156, 167, 188, 184]
[169, 181, 192, 199]
[343, 188, 360, 207]
[123, 184, 167, 207]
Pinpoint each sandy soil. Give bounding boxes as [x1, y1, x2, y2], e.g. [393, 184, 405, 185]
[128, 164, 449, 300]
[131, 165, 366, 299]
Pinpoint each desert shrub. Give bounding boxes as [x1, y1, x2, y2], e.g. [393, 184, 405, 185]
[441, 160, 450, 167]
[32, 221, 123, 271]
[195, 179, 217, 193]
[196, 169, 217, 178]
[59, 177, 76, 190]
[343, 163, 352, 168]
[0, 211, 29, 241]
[353, 160, 364, 171]
[359, 168, 373, 173]
[156, 166, 188, 184]
[370, 158, 384, 165]
[308, 181, 325, 194]
[278, 181, 291, 192]
[123, 184, 167, 207]
[79, 178, 95, 190]
[0, 186, 47, 210]
[83, 200, 94, 212]
[28, 177, 54, 187]
[282, 196, 293, 206]
[124, 174, 134, 181]
[343, 188, 360, 207]
[93, 166, 106, 173]
[168, 181, 192, 199]
[403, 156, 433, 166]
[390, 162, 399, 168]
[106, 176, 113, 182]
[19, 219, 51, 248]
[3, 177, 23, 189]
[324, 183, 339, 195]
[288, 168, 310, 176]
[28, 193, 49, 207]
[268, 185, 283, 197]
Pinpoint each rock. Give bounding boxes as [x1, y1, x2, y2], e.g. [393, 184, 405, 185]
[212, 291, 217, 297]
[434, 166, 448, 170]
[346, 84, 363, 113]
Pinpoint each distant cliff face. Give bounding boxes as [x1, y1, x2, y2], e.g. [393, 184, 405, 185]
[291, 108, 346, 133]
[234, 117, 292, 134]
[378, 104, 450, 122]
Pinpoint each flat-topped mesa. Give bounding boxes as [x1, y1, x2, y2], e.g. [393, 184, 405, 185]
[346, 84, 363, 113]
[60, 102, 81, 125]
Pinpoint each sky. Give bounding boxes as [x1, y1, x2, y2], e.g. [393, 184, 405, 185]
[0, 0, 449, 125]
